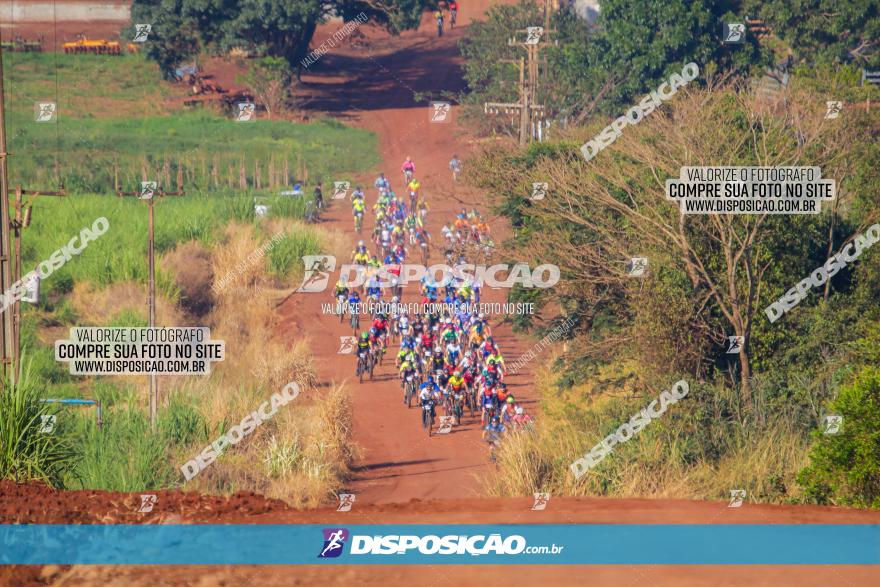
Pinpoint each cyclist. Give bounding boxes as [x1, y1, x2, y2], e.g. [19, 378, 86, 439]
[500, 395, 516, 423]
[435, 9, 444, 37]
[314, 184, 324, 210]
[368, 326, 384, 356]
[374, 173, 389, 191]
[356, 331, 371, 365]
[401, 156, 416, 182]
[400, 358, 418, 400]
[446, 337, 462, 366]
[407, 176, 421, 200]
[449, 1, 458, 28]
[447, 370, 466, 396]
[352, 197, 365, 230]
[419, 375, 441, 412]
[334, 278, 349, 310]
[449, 154, 461, 181]
[365, 274, 382, 301]
[372, 313, 389, 346]
[480, 388, 497, 426]
[482, 415, 506, 442]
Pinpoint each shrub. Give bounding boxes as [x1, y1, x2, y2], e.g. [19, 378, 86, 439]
[797, 367, 880, 508]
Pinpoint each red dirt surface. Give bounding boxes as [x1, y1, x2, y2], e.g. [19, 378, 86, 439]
[2, 2, 880, 586]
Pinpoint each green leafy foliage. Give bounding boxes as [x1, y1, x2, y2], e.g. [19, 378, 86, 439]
[798, 367, 880, 507]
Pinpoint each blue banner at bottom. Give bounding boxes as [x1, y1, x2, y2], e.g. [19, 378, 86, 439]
[1, 524, 878, 565]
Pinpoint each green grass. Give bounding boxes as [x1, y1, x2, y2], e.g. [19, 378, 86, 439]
[0, 52, 370, 493]
[19, 191, 328, 301]
[2, 53, 379, 192]
[64, 390, 207, 491]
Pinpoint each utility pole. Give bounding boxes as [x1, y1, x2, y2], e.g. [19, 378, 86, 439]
[11, 184, 66, 383]
[116, 168, 184, 429]
[484, 25, 556, 144]
[0, 39, 15, 386]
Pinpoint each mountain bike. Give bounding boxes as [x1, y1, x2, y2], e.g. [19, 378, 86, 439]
[354, 211, 364, 233]
[404, 374, 417, 407]
[350, 308, 360, 334]
[422, 401, 435, 436]
[403, 168, 413, 185]
[356, 350, 369, 383]
[337, 294, 347, 323]
[368, 347, 379, 379]
[420, 241, 429, 266]
[452, 392, 465, 425]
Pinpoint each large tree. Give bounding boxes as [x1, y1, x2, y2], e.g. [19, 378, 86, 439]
[745, 0, 880, 68]
[128, 0, 431, 78]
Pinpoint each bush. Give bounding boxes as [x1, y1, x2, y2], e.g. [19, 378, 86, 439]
[797, 367, 880, 508]
[0, 369, 78, 487]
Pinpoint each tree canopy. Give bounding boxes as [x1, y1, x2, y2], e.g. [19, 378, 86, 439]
[129, 0, 433, 77]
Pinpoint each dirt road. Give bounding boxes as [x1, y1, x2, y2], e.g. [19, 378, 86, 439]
[277, 1, 535, 505]
[2, 3, 880, 586]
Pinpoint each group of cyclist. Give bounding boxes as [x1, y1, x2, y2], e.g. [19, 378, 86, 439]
[337, 154, 532, 449]
[435, 1, 459, 37]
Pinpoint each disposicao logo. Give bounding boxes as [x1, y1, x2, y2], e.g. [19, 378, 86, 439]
[319, 528, 349, 558]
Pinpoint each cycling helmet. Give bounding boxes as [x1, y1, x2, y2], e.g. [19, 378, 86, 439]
[392, 296, 399, 303]
[434, 346, 442, 353]
[427, 375, 435, 383]
[506, 397, 514, 404]
[360, 332, 369, 340]
[453, 371, 460, 377]
[492, 416, 500, 424]
[369, 327, 378, 336]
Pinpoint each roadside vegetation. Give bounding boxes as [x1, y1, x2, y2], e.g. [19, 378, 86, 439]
[0, 52, 366, 504]
[470, 2, 880, 508]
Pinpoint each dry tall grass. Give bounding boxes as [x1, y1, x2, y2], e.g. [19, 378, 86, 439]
[483, 361, 811, 504]
[166, 221, 356, 505]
